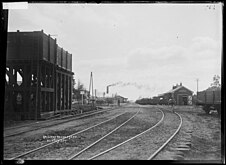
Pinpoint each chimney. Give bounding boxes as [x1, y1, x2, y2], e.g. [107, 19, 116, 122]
[106, 86, 109, 94]
[180, 82, 182, 86]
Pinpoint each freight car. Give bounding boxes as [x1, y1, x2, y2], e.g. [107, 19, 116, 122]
[135, 98, 150, 105]
[135, 97, 166, 105]
[159, 97, 168, 105]
[196, 87, 221, 115]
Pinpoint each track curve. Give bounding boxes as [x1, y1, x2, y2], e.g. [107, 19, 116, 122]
[88, 108, 164, 160]
[147, 110, 183, 160]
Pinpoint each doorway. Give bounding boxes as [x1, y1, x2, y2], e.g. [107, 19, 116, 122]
[182, 96, 188, 105]
[177, 95, 188, 105]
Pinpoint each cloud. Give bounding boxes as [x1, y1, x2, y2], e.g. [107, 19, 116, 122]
[126, 45, 187, 70]
[190, 36, 219, 52]
[61, 4, 128, 30]
[77, 57, 126, 69]
[8, 4, 222, 100]
[74, 57, 128, 84]
[124, 36, 221, 95]
[188, 36, 221, 61]
[126, 36, 221, 70]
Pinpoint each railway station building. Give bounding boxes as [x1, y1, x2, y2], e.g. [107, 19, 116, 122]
[158, 83, 193, 105]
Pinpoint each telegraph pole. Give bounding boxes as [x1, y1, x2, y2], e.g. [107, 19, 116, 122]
[88, 72, 94, 105]
[196, 78, 199, 94]
[196, 78, 199, 104]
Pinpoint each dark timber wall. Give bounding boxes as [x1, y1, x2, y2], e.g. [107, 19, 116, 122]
[5, 30, 73, 120]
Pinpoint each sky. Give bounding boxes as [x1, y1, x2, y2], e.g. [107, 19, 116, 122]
[7, 2, 222, 101]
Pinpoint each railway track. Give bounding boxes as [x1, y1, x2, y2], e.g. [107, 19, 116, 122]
[4, 108, 115, 138]
[147, 110, 183, 160]
[6, 110, 137, 160]
[84, 107, 182, 160]
[70, 108, 164, 160]
[4, 109, 99, 131]
[5, 106, 182, 160]
[4, 105, 121, 132]
[67, 110, 141, 160]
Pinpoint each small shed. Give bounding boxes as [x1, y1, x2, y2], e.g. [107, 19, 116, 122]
[115, 95, 128, 103]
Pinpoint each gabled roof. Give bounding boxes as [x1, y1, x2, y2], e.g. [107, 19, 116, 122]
[115, 95, 128, 99]
[158, 85, 193, 96]
[165, 85, 193, 94]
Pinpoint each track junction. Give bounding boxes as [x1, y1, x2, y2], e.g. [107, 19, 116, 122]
[4, 103, 186, 160]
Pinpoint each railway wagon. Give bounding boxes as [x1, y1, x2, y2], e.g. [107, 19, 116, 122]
[197, 88, 221, 114]
[135, 97, 162, 105]
[159, 97, 168, 105]
[5, 30, 73, 120]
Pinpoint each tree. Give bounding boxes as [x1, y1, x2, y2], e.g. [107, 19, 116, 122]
[211, 75, 221, 87]
[206, 75, 221, 91]
[73, 79, 87, 101]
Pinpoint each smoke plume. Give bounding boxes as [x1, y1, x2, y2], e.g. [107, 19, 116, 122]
[108, 81, 153, 91]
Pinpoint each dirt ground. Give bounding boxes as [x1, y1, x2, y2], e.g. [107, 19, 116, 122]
[3, 104, 223, 161]
[94, 108, 180, 160]
[154, 105, 222, 163]
[4, 107, 124, 159]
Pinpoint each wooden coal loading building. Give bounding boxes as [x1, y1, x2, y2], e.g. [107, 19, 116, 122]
[5, 30, 74, 120]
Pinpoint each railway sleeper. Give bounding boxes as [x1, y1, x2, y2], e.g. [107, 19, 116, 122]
[171, 147, 190, 156]
[167, 150, 185, 160]
[173, 154, 185, 160]
[176, 142, 192, 148]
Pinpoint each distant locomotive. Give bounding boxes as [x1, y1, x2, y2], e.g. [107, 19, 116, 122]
[196, 87, 221, 115]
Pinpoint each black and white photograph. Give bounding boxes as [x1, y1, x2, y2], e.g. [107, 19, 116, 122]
[2, 2, 223, 162]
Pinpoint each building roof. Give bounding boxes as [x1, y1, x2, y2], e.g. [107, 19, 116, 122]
[158, 85, 193, 96]
[167, 86, 183, 93]
[115, 95, 128, 99]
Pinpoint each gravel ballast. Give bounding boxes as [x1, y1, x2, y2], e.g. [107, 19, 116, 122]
[4, 104, 222, 161]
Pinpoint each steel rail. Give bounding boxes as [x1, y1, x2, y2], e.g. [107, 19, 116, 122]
[8, 111, 128, 160]
[68, 110, 141, 160]
[88, 108, 164, 160]
[147, 111, 183, 160]
[4, 108, 111, 131]
[4, 108, 113, 138]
